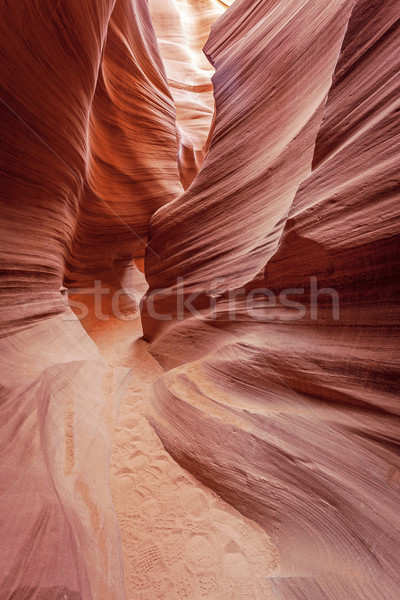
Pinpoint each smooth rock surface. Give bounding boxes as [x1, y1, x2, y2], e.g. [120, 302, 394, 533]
[1, 0, 399, 599]
[145, 1, 400, 599]
[149, 0, 223, 188]
[0, 0, 183, 597]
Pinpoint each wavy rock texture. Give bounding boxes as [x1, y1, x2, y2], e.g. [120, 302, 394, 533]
[0, 315, 131, 599]
[0, 0, 182, 597]
[142, 0, 357, 338]
[149, 0, 225, 188]
[66, 0, 183, 287]
[146, 0, 400, 598]
[1, 0, 399, 599]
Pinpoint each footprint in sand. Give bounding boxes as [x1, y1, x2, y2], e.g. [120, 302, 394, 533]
[89, 317, 279, 599]
[164, 532, 185, 566]
[197, 570, 218, 596]
[179, 486, 209, 519]
[137, 541, 163, 574]
[185, 534, 219, 573]
[175, 571, 193, 600]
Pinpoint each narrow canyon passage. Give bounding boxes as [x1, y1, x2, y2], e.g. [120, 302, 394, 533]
[86, 313, 278, 599]
[1, 0, 399, 599]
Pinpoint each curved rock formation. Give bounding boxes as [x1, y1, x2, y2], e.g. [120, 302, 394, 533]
[142, 0, 357, 338]
[67, 0, 183, 288]
[1, 0, 399, 598]
[0, 0, 182, 597]
[0, 316, 131, 598]
[148, 0, 224, 188]
[145, 0, 400, 598]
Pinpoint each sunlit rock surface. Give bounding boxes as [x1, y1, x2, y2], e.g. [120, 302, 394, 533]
[149, 0, 224, 188]
[1, 0, 399, 599]
[142, 0, 357, 338]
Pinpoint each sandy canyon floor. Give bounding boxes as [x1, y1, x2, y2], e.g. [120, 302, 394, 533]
[86, 313, 279, 599]
[1, 0, 399, 598]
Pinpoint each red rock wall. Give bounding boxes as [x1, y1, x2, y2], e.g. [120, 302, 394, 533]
[1, 0, 399, 598]
[1, 0, 112, 332]
[0, 1, 181, 597]
[148, 0, 223, 188]
[146, 0, 400, 598]
[142, 0, 357, 339]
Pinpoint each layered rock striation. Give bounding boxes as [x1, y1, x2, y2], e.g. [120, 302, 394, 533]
[1, 0, 399, 599]
[0, 0, 182, 597]
[145, 1, 400, 599]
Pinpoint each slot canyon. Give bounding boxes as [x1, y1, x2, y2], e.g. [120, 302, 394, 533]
[0, 0, 399, 599]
